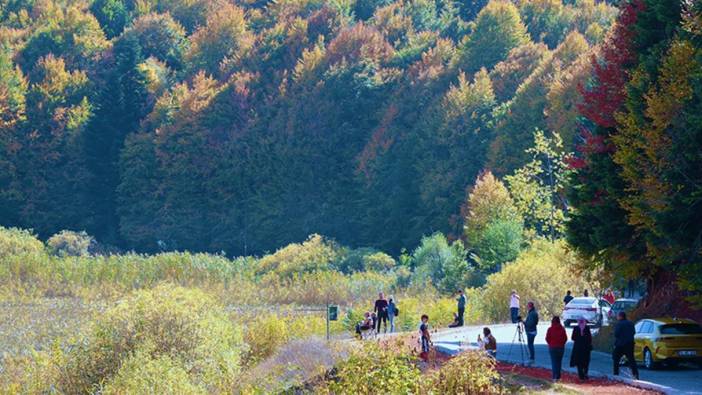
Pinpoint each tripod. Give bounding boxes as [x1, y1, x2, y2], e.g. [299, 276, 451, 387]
[507, 321, 529, 365]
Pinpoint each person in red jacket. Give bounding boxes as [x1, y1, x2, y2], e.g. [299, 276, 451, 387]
[546, 316, 568, 381]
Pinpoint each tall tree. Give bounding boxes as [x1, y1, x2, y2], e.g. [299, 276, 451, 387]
[83, 34, 149, 243]
[459, 0, 529, 73]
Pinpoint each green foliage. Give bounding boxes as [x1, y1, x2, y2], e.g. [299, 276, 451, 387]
[460, 0, 529, 73]
[463, 171, 523, 272]
[411, 233, 471, 293]
[480, 239, 597, 322]
[363, 251, 396, 271]
[326, 343, 421, 394]
[59, 284, 245, 393]
[472, 219, 523, 272]
[505, 129, 571, 240]
[0, 0, 619, 259]
[46, 230, 93, 257]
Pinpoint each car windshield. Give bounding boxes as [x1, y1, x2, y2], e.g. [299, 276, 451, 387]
[660, 324, 702, 335]
[613, 301, 636, 309]
[569, 298, 595, 305]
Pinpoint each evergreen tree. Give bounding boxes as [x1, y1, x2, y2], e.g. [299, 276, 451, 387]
[83, 34, 149, 243]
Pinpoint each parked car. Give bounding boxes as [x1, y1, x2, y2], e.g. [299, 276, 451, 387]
[634, 318, 702, 369]
[562, 297, 612, 327]
[608, 298, 639, 321]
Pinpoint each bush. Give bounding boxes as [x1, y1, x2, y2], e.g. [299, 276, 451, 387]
[326, 343, 421, 394]
[335, 247, 376, 273]
[46, 230, 94, 257]
[0, 226, 45, 258]
[255, 234, 341, 279]
[59, 284, 245, 393]
[411, 233, 471, 293]
[363, 252, 396, 272]
[243, 314, 290, 366]
[480, 239, 597, 322]
[472, 219, 523, 272]
[424, 350, 502, 393]
[102, 351, 204, 395]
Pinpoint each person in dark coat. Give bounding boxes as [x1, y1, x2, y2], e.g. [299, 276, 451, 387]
[613, 311, 639, 380]
[570, 318, 592, 380]
[524, 301, 539, 362]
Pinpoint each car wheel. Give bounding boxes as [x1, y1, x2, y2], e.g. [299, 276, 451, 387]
[644, 348, 658, 370]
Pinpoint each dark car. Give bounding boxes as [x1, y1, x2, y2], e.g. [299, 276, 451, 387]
[608, 298, 639, 321]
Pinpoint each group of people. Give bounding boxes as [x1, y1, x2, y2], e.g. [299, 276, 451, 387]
[511, 289, 640, 382]
[355, 292, 399, 337]
[546, 311, 639, 381]
[359, 287, 642, 381]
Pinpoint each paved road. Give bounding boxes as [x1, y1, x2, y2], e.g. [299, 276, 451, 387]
[432, 323, 702, 394]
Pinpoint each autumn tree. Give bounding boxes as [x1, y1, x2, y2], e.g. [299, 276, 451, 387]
[459, 0, 529, 73]
[463, 171, 523, 271]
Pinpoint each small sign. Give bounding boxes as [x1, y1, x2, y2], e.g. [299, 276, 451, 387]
[328, 305, 338, 321]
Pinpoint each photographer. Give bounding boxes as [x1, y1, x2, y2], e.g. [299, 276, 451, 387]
[524, 301, 539, 363]
[509, 290, 520, 323]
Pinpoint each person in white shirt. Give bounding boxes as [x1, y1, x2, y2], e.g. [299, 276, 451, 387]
[510, 290, 520, 323]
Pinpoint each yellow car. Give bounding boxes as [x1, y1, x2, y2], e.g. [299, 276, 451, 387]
[634, 318, 702, 369]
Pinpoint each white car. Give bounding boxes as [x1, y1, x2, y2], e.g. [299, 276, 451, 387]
[562, 297, 612, 327]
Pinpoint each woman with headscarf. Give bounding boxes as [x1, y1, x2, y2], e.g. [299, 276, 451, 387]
[570, 317, 593, 380]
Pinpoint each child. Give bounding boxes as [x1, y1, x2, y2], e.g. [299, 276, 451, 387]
[419, 314, 431, 355]
[355, 312, 373, 338]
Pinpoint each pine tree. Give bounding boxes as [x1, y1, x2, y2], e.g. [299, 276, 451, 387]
[83, 34, 149, 243]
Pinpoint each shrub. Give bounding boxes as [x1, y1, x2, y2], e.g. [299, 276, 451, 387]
[411, 233, 471, 293]
[472, 219, 523, 272]
[363, 252, 396, 272]
[335, 247, 376, 273]
[480, 239, 598, 322]
[0, 226, 45, 258]
[255, 234, 341, 279]
[59, 284, 245, 393]
[326, 343, 421, 394]
[243, 314, 290, 366]
[424, 350, 502, 393]
[102, 351, 204, 395]
[46, 230, 94, 257]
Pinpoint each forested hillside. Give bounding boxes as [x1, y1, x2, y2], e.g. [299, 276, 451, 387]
[0, 0, 618, 255]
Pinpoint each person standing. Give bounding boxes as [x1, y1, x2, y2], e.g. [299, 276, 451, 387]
[456, 289, 466, 326]
[604, 288, 616, 305]
[374, 292, 389, 333]
[387, 296, 397, 333]
[524, 301, 539, 362]
[613, 312, 639, 380]
[563, 290, 574, 305]
[546, 316, 567, 381]
[419, 314, 431, 358]
[510, 290, 520, 323]
[570, 318, 593, 380]
[583, 289, 589, 297]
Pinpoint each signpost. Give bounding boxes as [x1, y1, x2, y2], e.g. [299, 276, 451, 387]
[326, 304, 338, 341]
